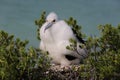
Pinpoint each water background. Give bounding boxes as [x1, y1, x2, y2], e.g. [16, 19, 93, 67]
[0, 0, 120, 48]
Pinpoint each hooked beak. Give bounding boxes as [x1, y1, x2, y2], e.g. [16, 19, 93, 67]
[44, 22, 53, 33]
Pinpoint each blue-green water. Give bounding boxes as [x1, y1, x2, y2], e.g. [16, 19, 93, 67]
[0, 0, 120, 47]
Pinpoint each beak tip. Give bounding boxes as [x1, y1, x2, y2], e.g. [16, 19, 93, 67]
[43, 22, 53, 33]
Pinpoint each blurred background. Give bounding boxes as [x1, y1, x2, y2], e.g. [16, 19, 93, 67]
[0, 0, 120, 48]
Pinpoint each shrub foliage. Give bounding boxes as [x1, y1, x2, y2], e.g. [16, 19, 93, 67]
[0, 11, 120, 80]
[0, 31, 50, 80]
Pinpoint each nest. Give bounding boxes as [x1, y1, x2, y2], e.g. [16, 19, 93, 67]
[44, 65, 82, 80]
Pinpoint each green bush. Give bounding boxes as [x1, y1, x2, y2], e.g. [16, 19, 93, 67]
[0, 31, 51, 80]
[0, 11, 120, 80]
[82, 24, 120, 80]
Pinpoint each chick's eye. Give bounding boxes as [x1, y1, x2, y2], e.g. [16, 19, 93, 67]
[53, 19, 56, 22]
